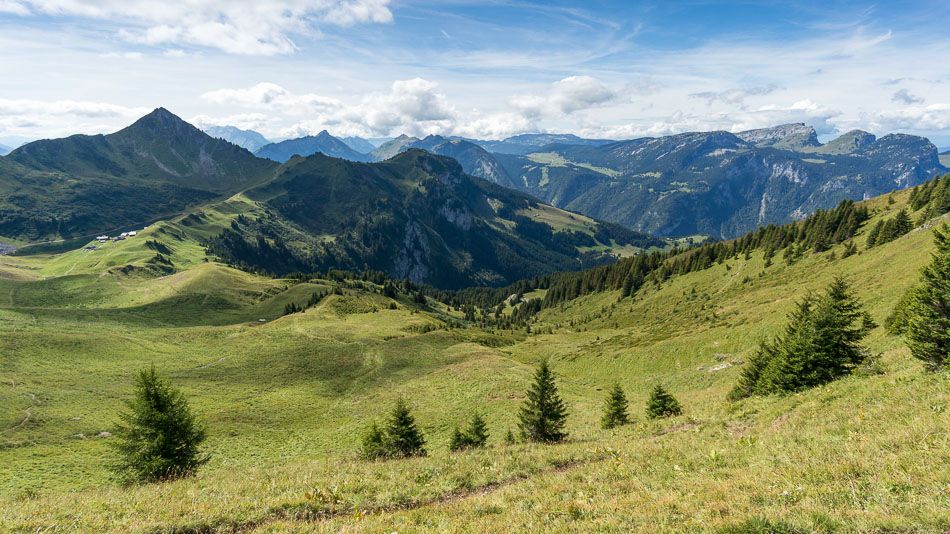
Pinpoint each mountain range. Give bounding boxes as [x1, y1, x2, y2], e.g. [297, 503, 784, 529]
[493, 124, 946, 238]
[1, 109, 945, 285]
[0, 109, 661, 288]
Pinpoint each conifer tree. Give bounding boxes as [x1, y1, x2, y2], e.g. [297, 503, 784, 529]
[600, 383, 630, 429]
[450, 412, 490, 451]
[111, 367, 208, 482]
[384, 398, 426, 457]
[866, 219, 884, 248]
[729, 277, 872, 399]
[518, 359, 568, 443]
[646, 384, 682, 419]
[906, 224, 950, 371]
[360, 421, 388, 460]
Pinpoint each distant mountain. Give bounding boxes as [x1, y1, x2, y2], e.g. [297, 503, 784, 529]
[339, 136, 376, 154]
[255, 131, 372, 163]
[206, 149, 665, 288]
[203, 125, 270, 152]
[371, 135, 515, 187]
[471, 133, 616, 155]
[370, 134, 419, 161]
[1, 108, 278, 241]
[496, 127, 946, 239]
[735, 123, 821, 150]
[0, 143, 10, 156]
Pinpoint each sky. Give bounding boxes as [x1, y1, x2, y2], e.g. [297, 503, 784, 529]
[1, 0, 949, 147]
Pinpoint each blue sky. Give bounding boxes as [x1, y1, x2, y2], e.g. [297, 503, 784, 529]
[1, 0, 949, 146]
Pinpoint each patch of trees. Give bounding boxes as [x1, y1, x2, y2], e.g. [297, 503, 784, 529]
[866, 209, 912, 248]
[729, 277, 875, 400]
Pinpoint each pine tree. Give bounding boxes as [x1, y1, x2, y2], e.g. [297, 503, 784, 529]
[646, 384, 682, 419]
[360, 421, 388, 460]
[384, 398, 426, 457]
[518, 359, 568, 443]
[600, 383, 630, 429]
[450, 412, 490, 451]
[111, 367, 208, 482]
[866, 219, 884, 248]
[729, 277, 872, 399]
[906, 224, 950, 371]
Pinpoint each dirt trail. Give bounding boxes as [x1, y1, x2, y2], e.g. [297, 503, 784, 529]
[151, 422, 706, 533]
[1, 381, 38, 434]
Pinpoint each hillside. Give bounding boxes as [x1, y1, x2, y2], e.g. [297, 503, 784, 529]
[203, 125, 271, 152]
[0, 180, 947, 532]
[205, 149, 664, 288]
[255, 131, 372, 163]
[496, 125, 946, 238]
[0, 109, 278, 241]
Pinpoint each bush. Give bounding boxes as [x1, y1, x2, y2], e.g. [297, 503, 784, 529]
[111, 367, 208, 482]
[646, 384, 682, 419]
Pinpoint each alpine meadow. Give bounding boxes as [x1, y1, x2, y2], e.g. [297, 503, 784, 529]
[2, 1, 950, 533]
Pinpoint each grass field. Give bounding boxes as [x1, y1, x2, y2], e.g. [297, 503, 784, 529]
[1, 187, 949, 532]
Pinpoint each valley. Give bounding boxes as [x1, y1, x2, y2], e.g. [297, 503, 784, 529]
[1, 181, 948, 532]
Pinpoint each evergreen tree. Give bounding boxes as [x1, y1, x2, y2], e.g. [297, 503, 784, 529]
[729, 277, 872, 399]
[866, 220, 884, 248]
[905, 224, 950, 371]
[646, 384, 682, 419]
[384, 398, 426, 457]
[360, 421, 388, 460]
[600, 383, 630, 429]
[518, 359, 568, 443]
[111, 367, 208, 482]
[450, 412, 490, 451]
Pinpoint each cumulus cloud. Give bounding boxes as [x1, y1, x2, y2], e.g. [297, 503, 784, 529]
[6, 0, 393, 55]
[860, 104, 950, 133]
[511, 75, 616, 118]
[891, 88, 924, 105]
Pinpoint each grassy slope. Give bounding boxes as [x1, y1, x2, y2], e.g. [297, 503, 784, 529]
[1, 188, 949, 532]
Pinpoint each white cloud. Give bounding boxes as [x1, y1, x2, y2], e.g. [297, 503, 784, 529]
[100, 51, 143, 60]
[860, 104, 950, 133]
[511, 75, 616, 118]
[9, 0, 393, 55]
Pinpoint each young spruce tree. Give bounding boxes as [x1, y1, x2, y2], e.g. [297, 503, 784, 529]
[518, 359, 568, 443]
[450, 412, 490, 451]
[384, 398, 426, 457]
[646, 384, 682, 419]
[906, 223, 950, 371]
[600, 383, 630, 429]
[111, 367, 208, 482]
